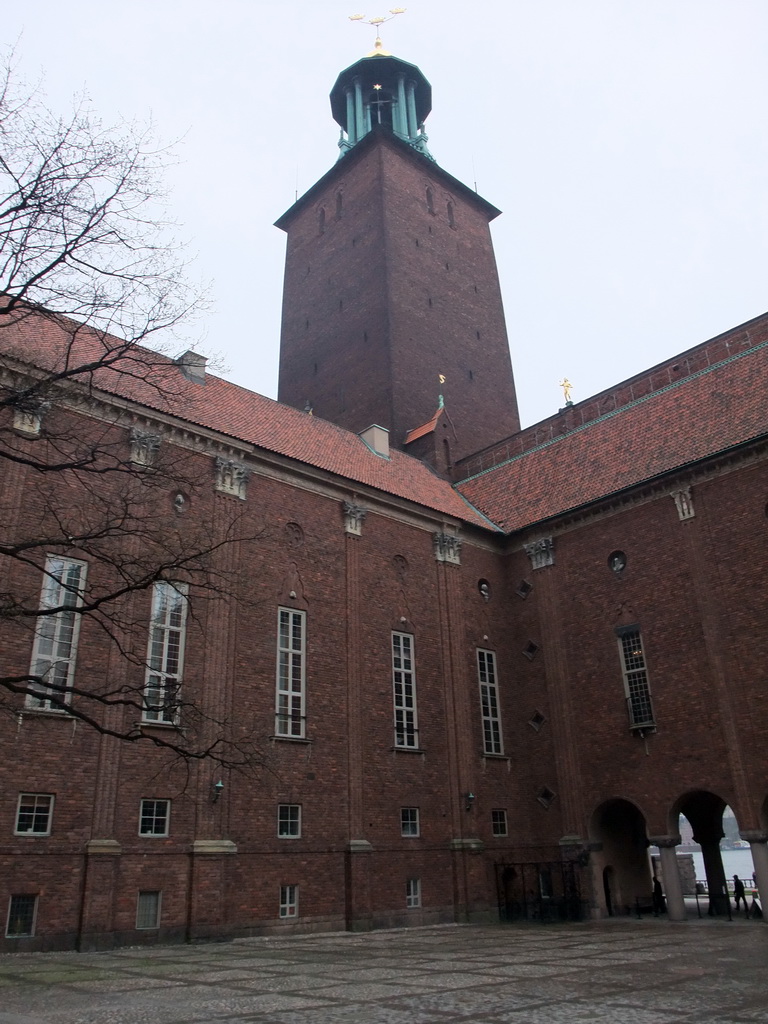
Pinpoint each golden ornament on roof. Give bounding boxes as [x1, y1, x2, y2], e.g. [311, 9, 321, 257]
[348, 8, 407, 53]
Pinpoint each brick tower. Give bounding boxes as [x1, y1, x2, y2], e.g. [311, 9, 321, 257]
[276, 43, 520, 464]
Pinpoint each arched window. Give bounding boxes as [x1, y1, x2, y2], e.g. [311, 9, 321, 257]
[336, 191, 343, 219]
[447, 201, 456, 228]
[426, 187, 435, 214]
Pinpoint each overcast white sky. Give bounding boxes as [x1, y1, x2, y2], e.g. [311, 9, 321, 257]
[6, 1, 767, 428]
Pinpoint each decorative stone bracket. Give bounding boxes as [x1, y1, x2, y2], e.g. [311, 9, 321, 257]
[12, 400, 49, 437]
[342, 501, 367, 536]
[524, 536, 555, 570]
[130, 428, 161, 467]
[215, 457, 251, 499]
[671, 486, 695, 520]
[434, 532, 461, 565]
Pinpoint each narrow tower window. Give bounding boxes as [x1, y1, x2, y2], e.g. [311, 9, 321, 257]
[335, 191, 343, 219]
[616, 627, 655, 732]
[447, 202, 456, 228]
[426, 187, 435, 214]
[318, 207, 326, 235]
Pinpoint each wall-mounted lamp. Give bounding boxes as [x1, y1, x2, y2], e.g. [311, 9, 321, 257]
[465, 791, 475, 812]
[212, 780, 224, 803]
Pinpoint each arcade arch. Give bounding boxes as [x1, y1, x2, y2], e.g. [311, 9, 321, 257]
[589, 799, 651, 917]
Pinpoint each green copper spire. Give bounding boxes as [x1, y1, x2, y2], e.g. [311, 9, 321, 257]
[330, 52, 434, 161]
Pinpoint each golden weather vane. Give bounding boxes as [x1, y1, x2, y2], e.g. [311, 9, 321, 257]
[349, 9, 407, 54]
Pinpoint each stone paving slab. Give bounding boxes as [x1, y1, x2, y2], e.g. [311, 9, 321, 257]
[0, 919, 766, 1023]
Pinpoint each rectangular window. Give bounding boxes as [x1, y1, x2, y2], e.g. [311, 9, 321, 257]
[491, 809, 508, 837]
[277, 804, 302, 838]
[27, 556, 87, 711]
[617, 628, 655, 731]
[136, 890, 161, 929]
[143, 582, 188, 724]
[139, 799, 170, 837]
[392, 632, 418, 748]
[478, 649, 503, 754]
[406, 878, 421, 909]
[275, 609, 306, 738]
[6, 895, 38, 937]
[400, 807, 420, 837]
[279, 884, 298, 919]
[15, 794, 54, 836]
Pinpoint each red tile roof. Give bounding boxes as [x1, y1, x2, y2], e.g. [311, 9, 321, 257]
[1, 312, 496, 531]
[456, 338, 768, 532]
[404, 406, 444, 444]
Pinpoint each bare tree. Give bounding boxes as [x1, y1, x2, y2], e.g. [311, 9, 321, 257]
[0, 53, 263, 770]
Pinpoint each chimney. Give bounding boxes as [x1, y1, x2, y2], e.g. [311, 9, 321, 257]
[359, 424, 389, 458]
[175, 349, 207, 384]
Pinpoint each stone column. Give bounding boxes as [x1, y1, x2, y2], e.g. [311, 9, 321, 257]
[694, 823, 728, 915]
[651, 835, 686, 921]
[395, 73, 408, 137]
[345, 87, 356, 144]
[406, 81, 418, 138]
[740, 830, 768, 921]
[353, 77, 364, 140]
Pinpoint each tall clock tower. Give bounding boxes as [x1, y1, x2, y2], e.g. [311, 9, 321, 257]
[276, 43, 520, 464]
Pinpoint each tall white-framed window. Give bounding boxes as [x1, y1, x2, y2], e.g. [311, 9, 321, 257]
[275, 608, 306, 738]
[279, 884, 299, 919]
[143, 582, 188, 724]
[15, 794, 54, 836]
[277, 804, 302, 838]
[392, 632, 418, 748]
[26, 556, 87, 711]
[406, 878, 421, 908]
[401, 807, 420, 837]
[6, 895, 38, 937]
[136, 890, 161, 929]
[139, 799, 170, 837]
[616, 627, 655, 732]
[478, 649, 503, 754]
[491, 809, 508, 837]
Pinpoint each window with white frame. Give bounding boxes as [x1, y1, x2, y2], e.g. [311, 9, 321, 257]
[400, 807, 420, 837]
[275, 609, 306, 737]
[136, 890, 161, 929]
[143, 582, 188, 724]
[279, 884, 298, 918]
[6, 895, 38, 937]
[278, 804, 301, 838]
[15, 794, 54, 835]
[26, 556, 87, 711]
[617, 628, 655, 731]
[392, 632, 418, 748]
[491, 809, 508, 837]
[139, 799, 170, 836]
[406, 878, 421, 908]
[478, 649, 503, 754]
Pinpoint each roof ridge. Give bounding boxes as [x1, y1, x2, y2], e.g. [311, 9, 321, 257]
[459, 336, 768, 485]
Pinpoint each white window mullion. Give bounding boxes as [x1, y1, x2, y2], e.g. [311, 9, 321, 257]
[27, 557, 87, 711]
[617, 629, 655, 731]
[478, 649, 503, 755]
[143, 583, 188, 724]
[392, 632, 418, 748]
[275, 608, 306, 737]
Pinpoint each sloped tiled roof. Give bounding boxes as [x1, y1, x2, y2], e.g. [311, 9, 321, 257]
[456, 338, 768, 532]
[404, 406, 444, 444]
[0, 312, 495, 530]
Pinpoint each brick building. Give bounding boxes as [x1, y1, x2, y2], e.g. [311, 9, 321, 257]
[1, 43, 767, 950]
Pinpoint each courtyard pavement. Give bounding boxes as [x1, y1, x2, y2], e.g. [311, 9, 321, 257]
[0, 919, 766, 1024]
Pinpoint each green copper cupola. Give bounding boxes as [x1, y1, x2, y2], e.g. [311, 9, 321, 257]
[330, 47, 434, 161]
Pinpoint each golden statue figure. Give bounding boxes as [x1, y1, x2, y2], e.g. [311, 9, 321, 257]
[559, 378, 573, 404]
